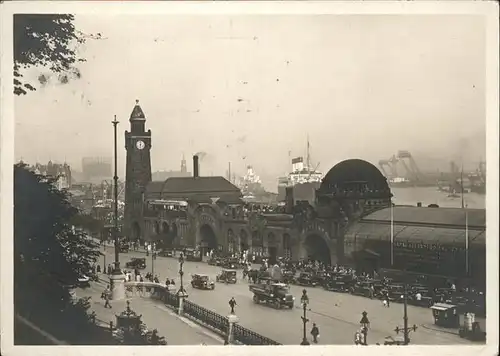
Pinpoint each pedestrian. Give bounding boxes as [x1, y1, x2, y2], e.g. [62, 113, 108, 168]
[229, 297, 237, 314]
[103, 286, 112, 309]
[310, 323, 320, 344]
[96, 264, 101, 273]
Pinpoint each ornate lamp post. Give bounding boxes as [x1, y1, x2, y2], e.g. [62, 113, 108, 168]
[360, 311, 370, 345]
[178, 253, 186, 295]
[394, 283, 418, 345]
[110, 115, 125, 300]
[176, 252, 188, 315]
[300, 289, 310, 346]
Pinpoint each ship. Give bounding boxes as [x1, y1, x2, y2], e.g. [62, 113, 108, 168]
[277, 138, 323, 204]
[468, 161, 486, 195]
[237, 166, 277, 202]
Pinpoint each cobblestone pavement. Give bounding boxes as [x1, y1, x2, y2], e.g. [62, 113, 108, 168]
[99, 248, 479, 345]
[76, 278, 222, 345]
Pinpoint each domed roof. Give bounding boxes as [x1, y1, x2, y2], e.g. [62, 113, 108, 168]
[320, 159, 388, 190]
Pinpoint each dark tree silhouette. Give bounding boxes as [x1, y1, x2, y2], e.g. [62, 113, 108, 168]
[13, 14, 99, 95]
[14, 163, 104, 344]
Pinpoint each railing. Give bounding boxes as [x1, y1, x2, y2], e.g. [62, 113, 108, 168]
[124, 282, 281, 345]
[183, 299, 229, 336]
[233, 324, 282, 345]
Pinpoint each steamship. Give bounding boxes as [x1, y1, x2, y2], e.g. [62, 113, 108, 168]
[238, 166, 266, 199]
[277, 140, 323, 204]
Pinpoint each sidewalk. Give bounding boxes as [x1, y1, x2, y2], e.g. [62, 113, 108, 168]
[77, 281, 223, 345]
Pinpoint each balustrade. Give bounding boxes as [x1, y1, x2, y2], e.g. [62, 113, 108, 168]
[123, 281, 281, 345]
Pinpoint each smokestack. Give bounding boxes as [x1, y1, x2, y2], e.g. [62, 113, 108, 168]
[193, 155, 199, 178]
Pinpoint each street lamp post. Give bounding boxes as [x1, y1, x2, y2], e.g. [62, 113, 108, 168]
[151, 245, 155, 278]
[178, 253, 185, 295]
[300, 289, 310, 346]
[394, 283, 418, 345]
[109, 115, 125, 300]
[112, 115, 120, 273]
[360, 311, 370, 345]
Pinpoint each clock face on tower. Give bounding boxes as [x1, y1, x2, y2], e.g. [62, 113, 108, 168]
[136, 140, 145, 150]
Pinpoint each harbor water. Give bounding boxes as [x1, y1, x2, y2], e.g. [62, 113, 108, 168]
[391, 187, 486, 209]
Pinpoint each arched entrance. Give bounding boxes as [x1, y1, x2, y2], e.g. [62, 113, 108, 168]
[171, 223, 178, 240]
[200, 224, 218, 256]
[162, 222, 170, 235]
[132, 222, 141, 242]
[304, 234, 331, 265]
[240, 229, 249, 251]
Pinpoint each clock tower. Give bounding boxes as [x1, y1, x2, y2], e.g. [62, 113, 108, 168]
[124, 99, 152, 242]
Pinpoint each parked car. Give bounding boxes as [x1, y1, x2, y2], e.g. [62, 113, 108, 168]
[216, 269, 237, 284]
[125, 257, 146, 269]
[222, 258, 239, 269]
[297, 272, 318, 287]
[191, 274, 215, 290]
[119, 242, 130, 253]
[158, 249, 173, 257]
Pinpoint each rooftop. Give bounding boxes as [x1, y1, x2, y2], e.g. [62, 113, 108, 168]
[362, 206, 485, 229]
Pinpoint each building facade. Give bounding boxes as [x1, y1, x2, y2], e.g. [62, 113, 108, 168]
[123, 102, 486, 282]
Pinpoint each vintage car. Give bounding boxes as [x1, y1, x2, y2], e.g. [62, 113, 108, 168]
[324, 277, 349, 293]
[208, 256, 222, 266]
[185, 248, 203, 262]
[282, 270, 296, 284]
[125, 257, 146, 269]
[388, 284, 406, 302]
[222, 258, 239, 269]
[76, 274, 91, 288]
[350, 282, 373, 298]
[158, 249, 174, 257]
[191, 274, 215, 290]
[118, 242, 130, 253]
[249, 282, 295, 309]
[296, 272, 319, 287]
[216, 269, 237, 284]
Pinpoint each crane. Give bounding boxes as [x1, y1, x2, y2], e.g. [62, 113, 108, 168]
[397, 150, 424, 182]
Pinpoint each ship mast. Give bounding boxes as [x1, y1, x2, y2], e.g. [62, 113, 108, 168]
[306, 134, 310, 170]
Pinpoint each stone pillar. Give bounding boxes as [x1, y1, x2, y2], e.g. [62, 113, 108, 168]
[110, 273, 126, 300]
[178, 291, 188, 315]
[227, 314, 239, 344]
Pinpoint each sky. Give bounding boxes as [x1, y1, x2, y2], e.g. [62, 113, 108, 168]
[14, 14, 486, 190]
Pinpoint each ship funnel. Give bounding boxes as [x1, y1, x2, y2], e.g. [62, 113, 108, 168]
[193, 155, 199, 178]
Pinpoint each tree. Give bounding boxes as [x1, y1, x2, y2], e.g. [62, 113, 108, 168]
[13, 14, 100, 95]
[14, 163, 102, 343]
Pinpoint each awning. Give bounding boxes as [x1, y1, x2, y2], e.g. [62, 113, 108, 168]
[430, 303, 456, 311]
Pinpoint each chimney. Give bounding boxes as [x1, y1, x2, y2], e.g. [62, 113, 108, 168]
[193, 155, 199, 178]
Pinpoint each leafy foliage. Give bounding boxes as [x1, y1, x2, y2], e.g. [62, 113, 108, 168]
[13, 14, 99, 95]
[14, 163, 102, 343]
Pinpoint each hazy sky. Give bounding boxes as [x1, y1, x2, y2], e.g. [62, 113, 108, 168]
[15, 14, 486, 188]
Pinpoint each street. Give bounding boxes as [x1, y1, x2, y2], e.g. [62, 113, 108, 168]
[101, 247, 472, 345]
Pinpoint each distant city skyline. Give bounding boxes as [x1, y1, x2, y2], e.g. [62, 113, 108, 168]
[15, 14, 486, 191]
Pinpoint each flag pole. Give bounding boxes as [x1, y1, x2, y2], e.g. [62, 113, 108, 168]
[465, 203, 469, 276]
[460, 165, 465, 209]
[390, 202, 394, 267]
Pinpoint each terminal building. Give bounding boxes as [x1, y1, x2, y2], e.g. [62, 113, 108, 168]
[122, 101, 486, 285]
